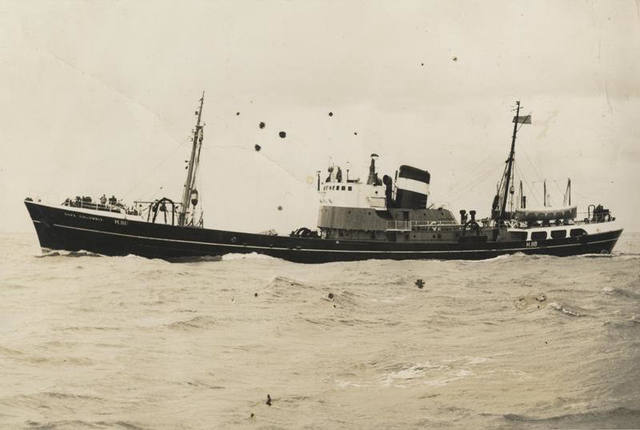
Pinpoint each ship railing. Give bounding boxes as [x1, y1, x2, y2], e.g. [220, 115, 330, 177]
[62, 197, 143, 217]
[385, 220, 411, 231]
[386, 220, 462, 231]
[367, 196, 386, 208]
[64, 198, 124, 214]
[505, 210, 616, 228]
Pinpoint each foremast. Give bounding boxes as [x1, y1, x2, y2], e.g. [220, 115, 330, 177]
[178, 92, 205, 227]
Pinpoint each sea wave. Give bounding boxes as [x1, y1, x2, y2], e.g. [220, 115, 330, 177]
[548, 302, 586, 317]
[601, 286, 640, 300]
[35, 249, 103, 258]
[222, 252, 280, 261]
[264, 275, 315, 292]
[21, 419, 146, 430]
[503, 406, 640, 427]
[166, 315, 216, 330]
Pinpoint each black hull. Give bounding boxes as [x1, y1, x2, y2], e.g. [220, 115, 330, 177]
[25, 201, 623, 263]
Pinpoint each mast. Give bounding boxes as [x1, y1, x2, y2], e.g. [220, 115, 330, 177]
[178, 92, 205, 227]
[564, 178, 571, 206]
[519, 180, 524, 209]
[543, 179, 547, 207]
[499, 101, 520, 221]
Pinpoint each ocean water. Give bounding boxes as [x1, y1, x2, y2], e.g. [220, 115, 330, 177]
[1, 232, 639, 429]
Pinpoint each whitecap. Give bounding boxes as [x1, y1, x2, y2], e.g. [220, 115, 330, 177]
[222, 252, 280, 261]
[548, 302, 584, 317]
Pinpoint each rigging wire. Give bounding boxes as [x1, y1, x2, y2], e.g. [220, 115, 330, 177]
[454, 161, 504, 201]
[551, 178, 565, 197]
[446, 160, 505, 209]
[120, 137, 192, 201]
[521, 147, 545, 186]
[514, 162, 542, 207]
[445, 152, 502, 197]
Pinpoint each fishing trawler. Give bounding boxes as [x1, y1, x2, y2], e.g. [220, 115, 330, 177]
[24, 96, 623, 263]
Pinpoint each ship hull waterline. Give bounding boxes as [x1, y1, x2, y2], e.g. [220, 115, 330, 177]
[26, 201, 623, 263]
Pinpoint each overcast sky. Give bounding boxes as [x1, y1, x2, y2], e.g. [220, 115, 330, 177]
[1, 0, 639, 234]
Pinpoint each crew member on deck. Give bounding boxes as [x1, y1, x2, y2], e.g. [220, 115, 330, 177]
[326, 166, 333, 182]
[329, 166, 338, 182]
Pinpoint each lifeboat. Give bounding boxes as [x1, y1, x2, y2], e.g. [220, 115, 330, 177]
[513, 206, 577, 222]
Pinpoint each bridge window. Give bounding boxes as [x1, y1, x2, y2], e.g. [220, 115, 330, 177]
[341, 186, 345, 190]
[570, 228, 587, 237]
[531, 231, 547, 241]
[510, 231, 527, 241]
[551, 230, 567, 239]
[348, 186, 352, 191]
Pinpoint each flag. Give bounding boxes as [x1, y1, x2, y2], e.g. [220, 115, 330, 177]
[513, 115, 532, 124]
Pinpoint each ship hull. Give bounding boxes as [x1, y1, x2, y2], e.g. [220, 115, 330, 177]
[26, 201, 623, 263]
